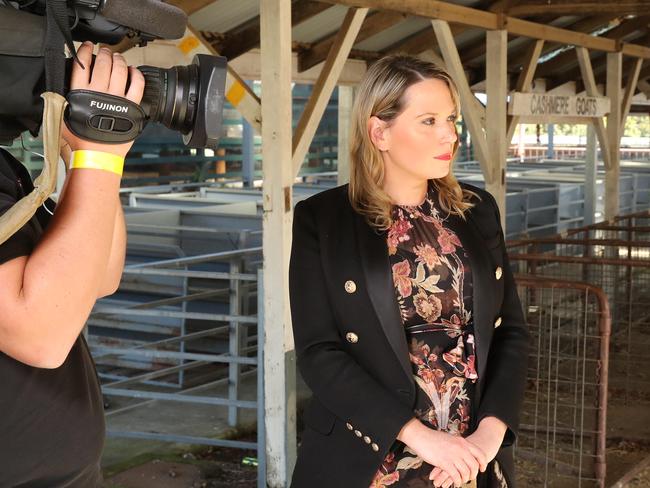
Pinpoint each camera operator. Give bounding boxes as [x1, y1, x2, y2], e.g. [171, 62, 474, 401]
[0, 41, 144, 487]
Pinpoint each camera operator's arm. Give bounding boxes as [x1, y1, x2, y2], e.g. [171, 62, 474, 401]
[0, 43, 144, 368]
[59, 142, 127, 298]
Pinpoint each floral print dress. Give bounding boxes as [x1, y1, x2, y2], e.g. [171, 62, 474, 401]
[369, 184, 508, 488]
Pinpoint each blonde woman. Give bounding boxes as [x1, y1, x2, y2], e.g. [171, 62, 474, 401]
[289, 54, 529, 488]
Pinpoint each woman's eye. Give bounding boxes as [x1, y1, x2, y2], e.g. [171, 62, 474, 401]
[423, 118, 436, 125]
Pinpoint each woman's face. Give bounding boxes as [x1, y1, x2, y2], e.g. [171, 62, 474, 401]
[371, 78, 458, 184]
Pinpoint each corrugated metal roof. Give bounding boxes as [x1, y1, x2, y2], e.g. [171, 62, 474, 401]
[354, 16, 431, 51]
[292, 4, 350, 43]
[189, 0, 259, 32]
[178, 0, 649, 89]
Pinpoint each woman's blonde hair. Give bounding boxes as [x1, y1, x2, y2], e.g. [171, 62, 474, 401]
[348, 54, 478, 231]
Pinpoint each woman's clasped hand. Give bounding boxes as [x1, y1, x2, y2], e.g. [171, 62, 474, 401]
[399, 416, 506, 487]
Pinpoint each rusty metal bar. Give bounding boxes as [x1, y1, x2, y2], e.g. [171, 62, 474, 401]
[514, 275, 610, 487]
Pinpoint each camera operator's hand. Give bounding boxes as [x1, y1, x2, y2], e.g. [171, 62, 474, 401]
[62, 42, 144, 159]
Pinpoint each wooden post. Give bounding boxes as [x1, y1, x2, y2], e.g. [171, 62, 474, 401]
[337, 85, 355, 185]
[242, 116, 256, 187]
[584, 124, 597, 225]
[486, 29, 508, 230]
[260, 0, 297, 485]
[575, 47, 612, 170]
[547, 123, 555, 159]
[292, 7, 369, 176]
[620, 58, 643, 133]
[431, 20, 491, 180]
[506, 39, 544, 144]
[605, 51, 622, 220]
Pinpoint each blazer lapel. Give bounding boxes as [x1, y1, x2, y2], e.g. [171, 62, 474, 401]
[354, 213, 414, 385]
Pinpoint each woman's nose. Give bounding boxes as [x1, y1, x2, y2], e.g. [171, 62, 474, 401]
[440, 124, 458, 144]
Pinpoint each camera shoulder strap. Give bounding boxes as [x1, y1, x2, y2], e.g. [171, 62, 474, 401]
[44, 0, 81, 95]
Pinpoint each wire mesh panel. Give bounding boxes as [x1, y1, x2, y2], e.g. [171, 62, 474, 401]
[507, 210, 650, 408]
[515, 276, 610, 488]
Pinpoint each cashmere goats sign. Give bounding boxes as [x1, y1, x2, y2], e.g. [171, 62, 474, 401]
[508, 92, 610, 121]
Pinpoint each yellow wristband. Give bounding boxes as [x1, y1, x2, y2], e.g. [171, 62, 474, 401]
[70, 150, 125, 176]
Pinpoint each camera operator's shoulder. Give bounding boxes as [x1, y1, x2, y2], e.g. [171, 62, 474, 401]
[0, 149, 24, 201]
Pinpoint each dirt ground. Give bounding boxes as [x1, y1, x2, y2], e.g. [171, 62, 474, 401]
[104, 433, 650, 488]
[103, 436, 258, 488]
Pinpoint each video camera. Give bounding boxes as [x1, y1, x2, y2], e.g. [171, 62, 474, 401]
[0, 0, 227, 149]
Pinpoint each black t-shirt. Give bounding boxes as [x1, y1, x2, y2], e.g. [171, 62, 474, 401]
[0, 148, 105, 487]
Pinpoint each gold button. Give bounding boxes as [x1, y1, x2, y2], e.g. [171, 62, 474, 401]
[346, 423, 353, 430]
[494, 316, 502, 328]
[363, 436, 371, 444]
[345, 332, 359, 344]
[344, 280, 357, 294]
[495, 266, 503, 280]
[354, 430, 362, 437]
[371, 443, 379, 452]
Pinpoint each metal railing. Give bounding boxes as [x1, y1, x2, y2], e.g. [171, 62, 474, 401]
[515, 275, 610, 488]
[507, 210, 650, 406]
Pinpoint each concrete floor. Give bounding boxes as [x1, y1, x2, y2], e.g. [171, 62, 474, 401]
[101, 369, 311, 477]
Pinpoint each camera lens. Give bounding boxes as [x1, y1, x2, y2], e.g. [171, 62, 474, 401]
[138, 64, 199, 135]
[137, 55, 226, 149]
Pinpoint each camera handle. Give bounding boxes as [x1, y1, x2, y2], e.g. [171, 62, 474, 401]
[64, 90, 146, 144]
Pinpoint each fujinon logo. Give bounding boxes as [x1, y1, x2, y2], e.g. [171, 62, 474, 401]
[90, 100, 129, 113]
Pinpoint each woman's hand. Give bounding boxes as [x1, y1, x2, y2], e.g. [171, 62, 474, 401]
[62, 42, 144, 159]
[398, 418, 487, 487]
[428, 416, 507, 487]
[466, 417, 506, 462]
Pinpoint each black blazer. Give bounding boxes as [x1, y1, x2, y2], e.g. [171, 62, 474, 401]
[288, 182, 529, 488]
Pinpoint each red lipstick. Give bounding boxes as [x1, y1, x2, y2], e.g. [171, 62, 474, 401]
[434, 153, 452, 161]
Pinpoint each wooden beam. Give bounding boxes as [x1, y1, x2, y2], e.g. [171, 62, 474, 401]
[638, 78, 650, 97]
[507, 1, 650, 17]
[292, 7, 369, 175]
[485, 29, 508, 226]
[621, 58, 644, 132]
[547, 34, 650, 92]
[488, 0, 524, 13]
[418, 49, 445, 66]
[505, 15, 616, 71]
[168, 0, 217, 15]
[227, 48, 369, 85]
[322, 0, 650, 58]
[431, 19, 491, 179]
[605, 51, 622, 220]
[260, 0, 296, 485]
[330, 0, 499, 29]
[535, 17, 650, 78]
[575, 46, 611, 170]
[455, 15, 615, 89]
[299, 10, 407, 72]
[383, 27, 436, 55]
[506, 39, 544, 144]
[201, 0, 333, 60]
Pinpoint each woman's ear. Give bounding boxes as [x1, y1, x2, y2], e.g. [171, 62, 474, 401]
[367, 116, 390, 152]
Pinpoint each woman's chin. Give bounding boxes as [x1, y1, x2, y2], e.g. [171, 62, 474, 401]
[428, 167, 451, 180]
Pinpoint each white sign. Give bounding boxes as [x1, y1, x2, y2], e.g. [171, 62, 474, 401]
[509, 92, 610, 118]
